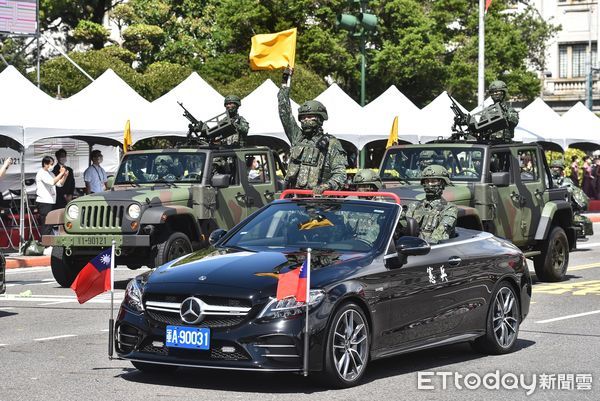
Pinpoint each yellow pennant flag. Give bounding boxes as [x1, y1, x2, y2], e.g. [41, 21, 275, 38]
[123, 120, 132, 153]
[386, 116, 399, 149]
[249, 28, 297, 70]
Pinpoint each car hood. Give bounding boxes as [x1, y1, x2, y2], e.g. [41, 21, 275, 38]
[143, 248, 371, 298]
[382, 183, 473, 205]
[70, 186, 194, 205]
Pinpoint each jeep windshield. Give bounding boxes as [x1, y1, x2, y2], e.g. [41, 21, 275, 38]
[115, 152, 206, 184]
[220, 201, 398, 253]
[380, 146, 485, 182]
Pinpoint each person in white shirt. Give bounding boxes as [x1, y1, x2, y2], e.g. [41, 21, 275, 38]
[0, 157, 11, 178]
[83, 149, 107, 194]
[36, 156, 68, 236]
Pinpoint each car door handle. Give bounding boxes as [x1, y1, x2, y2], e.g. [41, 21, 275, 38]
[448, 256, 462, 266]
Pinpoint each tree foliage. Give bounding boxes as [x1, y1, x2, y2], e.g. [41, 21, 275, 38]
[5, 0, 560, 109]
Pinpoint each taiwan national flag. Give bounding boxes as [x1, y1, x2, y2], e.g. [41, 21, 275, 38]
[485, 0, 493, 12]
[70, 248, 112, 304]
[276, 259, 308, 302]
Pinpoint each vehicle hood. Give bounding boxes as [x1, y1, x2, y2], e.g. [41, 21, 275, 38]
[382, 183, 473, 205]
[143, 248, 372, 298]
[70, 186, 194, 206]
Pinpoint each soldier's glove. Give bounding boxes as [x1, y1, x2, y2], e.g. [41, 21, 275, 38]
[282, 67, 294, 86]
[313, 183, 330, 196]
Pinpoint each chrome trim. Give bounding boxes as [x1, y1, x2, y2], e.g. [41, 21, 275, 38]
[144, 299, 251, 317]
[123, 357, 301, 372]
[262, 354, 300, 358]
[254, 344, 296, 348]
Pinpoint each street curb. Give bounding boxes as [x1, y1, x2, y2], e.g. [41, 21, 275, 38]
[587, 215, 600, 223]
[5, 256, 50, 269]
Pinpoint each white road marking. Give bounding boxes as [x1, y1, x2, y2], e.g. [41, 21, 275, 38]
[5, 267, 51, 275]
[577, 241, 600, 249]
[38, 300, 72, 306]
[0, 294, 124, 304]
[0, 344, 7, 347]
[6, 281, 56, 287]
[0, 307, 15, 310]
[100, 329, 109, 332]
[34, 334, 77, 342]
[535, 310, 600, 324]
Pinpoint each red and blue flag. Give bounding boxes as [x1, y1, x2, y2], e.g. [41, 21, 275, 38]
[276, 259, 308, 302]
[70, 248, 112, 304]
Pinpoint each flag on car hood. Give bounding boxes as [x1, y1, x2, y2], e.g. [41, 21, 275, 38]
[276, 258, 308, 302]
[71, 248, 112, 304]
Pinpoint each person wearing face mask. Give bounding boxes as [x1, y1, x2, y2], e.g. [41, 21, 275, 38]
[36, 156, 68, 236]
[52, 148, 75, 209]
[222, 95, 249, 146]
[83, 149, 107, 194]
[399, 165, 457, 244]
[277, 68, 347, 195]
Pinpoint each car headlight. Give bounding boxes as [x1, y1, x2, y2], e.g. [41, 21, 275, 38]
[258, 290, 325, 320]
[66, 204, 79, 220]
[127, 204, 141, 219]
[123, 279, 144, 312]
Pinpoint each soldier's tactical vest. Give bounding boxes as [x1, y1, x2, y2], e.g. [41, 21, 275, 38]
[286, 135, 330, 189]
[409, 201, 448, 238]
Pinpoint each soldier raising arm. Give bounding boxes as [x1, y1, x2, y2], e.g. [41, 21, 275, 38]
[277, 68, 347, 194]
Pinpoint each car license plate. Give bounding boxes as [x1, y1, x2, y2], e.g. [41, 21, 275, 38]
[73, 236, 113, 246]
[165, 326, 210, 350]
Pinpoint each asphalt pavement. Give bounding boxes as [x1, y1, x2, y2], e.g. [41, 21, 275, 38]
[1, 227, 600, 401]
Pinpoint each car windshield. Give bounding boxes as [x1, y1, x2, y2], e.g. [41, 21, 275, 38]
[115, 152, 207, 184]
[381, 147, 485, 182]
[221, 201, 398, 253]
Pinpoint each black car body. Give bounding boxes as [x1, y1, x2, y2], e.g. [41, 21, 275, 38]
[115, 196, 532, 387]
[0, 252, 5, 295]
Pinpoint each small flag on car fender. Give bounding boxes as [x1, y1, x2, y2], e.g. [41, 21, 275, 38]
[276, 259, 308, 302]
[71, 248, 112, 304]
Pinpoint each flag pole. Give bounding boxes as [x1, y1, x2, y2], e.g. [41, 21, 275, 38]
[478, 0, 485, 107]
[303, 248, 311, 377]
[108, 240, 115, 359]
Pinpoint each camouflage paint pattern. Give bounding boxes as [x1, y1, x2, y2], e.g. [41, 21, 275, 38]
[225, 115, 249, 146]
[278, 87, 347, 191]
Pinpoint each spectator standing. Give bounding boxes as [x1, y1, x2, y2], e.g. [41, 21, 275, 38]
[594, 157, 600, 200]
[52, 148, 75, 209]
[83, 150, 107, 194]
[36, 156, 68, 236]
[582, 156, 595, 199]
[570, 155, 580, 187]
[0, 157, 11, 178]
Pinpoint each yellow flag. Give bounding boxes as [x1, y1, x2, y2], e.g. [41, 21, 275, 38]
[386, 116, 399, 149]
[249, 28, 297, 70]
[123, 120, 132, 153]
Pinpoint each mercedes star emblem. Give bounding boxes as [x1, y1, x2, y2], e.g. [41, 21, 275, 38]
[180, 297, 204, 324]
[198, 276, 207, 281]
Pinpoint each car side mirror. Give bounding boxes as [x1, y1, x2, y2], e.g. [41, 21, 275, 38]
[211, 174, 230, 188]
[386, 236, 431, 268]
[491, 172, 510, 187]
[106, 175, 115, 190]
[208, 229, 227, 246]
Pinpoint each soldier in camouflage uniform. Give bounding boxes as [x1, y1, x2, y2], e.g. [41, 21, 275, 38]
[223, 95, 249, 146]
[402, 165, 458, 244]
[550, 159, 594, 237]
[278, 69, 347, 194]
[486, 80, 519, 141]
[348, 169, 385, 243]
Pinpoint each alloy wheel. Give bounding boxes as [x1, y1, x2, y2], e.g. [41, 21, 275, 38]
[492, 287, 519, 348]
[332, 309, 369, 382]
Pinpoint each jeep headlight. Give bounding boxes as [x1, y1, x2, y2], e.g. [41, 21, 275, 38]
[127, 204, 141, 219]
[258, 290, 325, 320]
[66, 204, 79, 220]
[123, 278, 144, 312]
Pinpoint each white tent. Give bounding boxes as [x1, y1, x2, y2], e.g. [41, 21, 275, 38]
[361, 85, 421, 147]
[315, 83, 364, 147]
[242, 79, 299, 144]
[515, 98, 563, 147]
[132, 72, 225, 142]
[559, 102, 600, 147]
[418, 91, 468, 142]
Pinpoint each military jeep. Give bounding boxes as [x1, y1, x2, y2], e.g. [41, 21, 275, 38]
[379, 141, 579, 282]
[42, 146, 284, 287]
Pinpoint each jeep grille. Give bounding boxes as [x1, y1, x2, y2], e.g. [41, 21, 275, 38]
[80, 205, 125, 229]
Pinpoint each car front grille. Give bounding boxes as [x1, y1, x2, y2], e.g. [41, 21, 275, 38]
[140, 340, 250, 361]
[144, 297, 252, 329]
[116, 323, 141, 354]
[80, 205, 125, 229]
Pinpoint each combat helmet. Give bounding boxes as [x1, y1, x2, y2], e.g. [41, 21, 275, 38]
[224, 95, 241, 107]
[488, 80, 508, 102]
[421, 164, 450, 199]
[353, 169, 383, 190]
[298, 100, 328, 121]
[550, 159, 565, 169]
[550, 159, 565, 179]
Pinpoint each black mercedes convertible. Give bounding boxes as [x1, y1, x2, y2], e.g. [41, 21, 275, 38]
[115, 193, 531, 388]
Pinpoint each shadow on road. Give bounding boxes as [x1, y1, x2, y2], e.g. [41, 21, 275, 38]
[0, 310, 18, 318]
[117, 340, 536, 393]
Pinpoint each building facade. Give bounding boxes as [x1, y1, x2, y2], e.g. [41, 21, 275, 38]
[534, 0, 600, 113]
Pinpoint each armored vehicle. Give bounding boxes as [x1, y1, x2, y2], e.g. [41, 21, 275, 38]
[379, 141, 578, 282]
[42, 146, 285, 287]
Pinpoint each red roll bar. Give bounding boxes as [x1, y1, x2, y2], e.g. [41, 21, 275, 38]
[279, 189, 401, 204]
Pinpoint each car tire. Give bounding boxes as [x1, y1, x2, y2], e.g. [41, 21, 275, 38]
[152, 231, 192, 268]
[533, 226, 569, 282]
[51, 247, 85, 288]
[319, 302, 370, 388]
[472, 281, 520, 355]
[131, 361, 178, 374]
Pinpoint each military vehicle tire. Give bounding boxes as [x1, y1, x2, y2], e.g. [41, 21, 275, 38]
[533, 226, 569, 282]
[51, 247, 86, 287]
[153, 231, 192, 268]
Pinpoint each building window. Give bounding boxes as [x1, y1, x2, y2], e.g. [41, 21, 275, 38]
[572, 44, 587, 78]
[559, 45, 568, 78]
